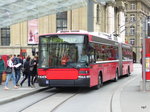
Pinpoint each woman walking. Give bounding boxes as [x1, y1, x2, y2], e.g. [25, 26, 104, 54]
[0, 56, 5, 85]
[20, 57, 31, 87]
[4, 55, 18, 90]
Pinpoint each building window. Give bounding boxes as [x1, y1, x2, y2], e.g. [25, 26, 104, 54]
[130, 14, 136, 22]
[56, 11, 67, 32]
[125, 15, 128, 22]
[130, 38, 135, 45]
[125, 27, 128, 35]
[130, 3, 136, 10]
[130, 26, 135, 35]
[96, 4, 100, 24]
[125, 4, 128, 10]
[1, 27, 10, 46]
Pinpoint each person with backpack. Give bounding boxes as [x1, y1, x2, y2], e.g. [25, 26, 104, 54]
[13, 55, 23, 86]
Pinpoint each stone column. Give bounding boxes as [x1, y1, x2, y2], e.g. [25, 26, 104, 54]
[87, 0, 94, 32]
[106, 2, 115, 34]
[119, 9, 125, 42]
[117, 1, 125, 43]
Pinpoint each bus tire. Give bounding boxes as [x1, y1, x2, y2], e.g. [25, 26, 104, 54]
[94, 73, 103, 89]
[114, 69, 118, 82]
[127, 66, 130, 76]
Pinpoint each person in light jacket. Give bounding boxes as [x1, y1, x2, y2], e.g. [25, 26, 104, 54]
[4, 55, 18, 90]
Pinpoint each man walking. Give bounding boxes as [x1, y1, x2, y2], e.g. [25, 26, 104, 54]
[14, 55, 23, 86]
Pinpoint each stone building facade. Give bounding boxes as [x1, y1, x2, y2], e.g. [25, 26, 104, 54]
[125, 0, 150, 62]
[0, 0, 126, 56]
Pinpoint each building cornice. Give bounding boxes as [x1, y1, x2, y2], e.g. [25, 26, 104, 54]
[128, 0, 150, 8]
[126, 10, 149, 16]
[140, 0, 150, 8]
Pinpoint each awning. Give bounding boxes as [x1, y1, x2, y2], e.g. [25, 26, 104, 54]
[0, 0, 117, 28]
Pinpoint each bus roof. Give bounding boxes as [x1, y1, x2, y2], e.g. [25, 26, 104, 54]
[39, 30, 128, 44]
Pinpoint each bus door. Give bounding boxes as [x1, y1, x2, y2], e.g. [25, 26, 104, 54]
[103, 62, 111, 81]
[88, 48, 99, 86]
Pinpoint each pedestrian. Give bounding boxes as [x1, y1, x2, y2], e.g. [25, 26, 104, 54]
[20, 57, 31, 87]
[4, 55, 18, 90]
[140, 58, 142, 64]
[0, 56, 5, 85]
[14, 55, 23, 86]
[31, 56, 38, 87]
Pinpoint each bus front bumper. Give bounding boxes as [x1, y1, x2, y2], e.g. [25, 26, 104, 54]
[37, 77, 90, 87]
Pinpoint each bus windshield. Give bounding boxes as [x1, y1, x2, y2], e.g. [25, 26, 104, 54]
[38, 34, 89, 68]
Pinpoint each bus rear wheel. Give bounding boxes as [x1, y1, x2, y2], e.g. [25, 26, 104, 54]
[94, 74, 103, 89]
[113, 70, 118, 82]
[127, 67, 130, 76]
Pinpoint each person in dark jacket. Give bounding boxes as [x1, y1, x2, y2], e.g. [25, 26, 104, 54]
[0, 56, 5, 85]
[31, 56, 38, 87]
[14, 55, 23, 86]
[20, 57, 31, 87]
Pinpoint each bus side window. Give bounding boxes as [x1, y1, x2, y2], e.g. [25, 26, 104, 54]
[89, 49, 96, 63]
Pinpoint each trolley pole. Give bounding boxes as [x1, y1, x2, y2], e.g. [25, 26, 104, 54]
[142, 18, 146, 91]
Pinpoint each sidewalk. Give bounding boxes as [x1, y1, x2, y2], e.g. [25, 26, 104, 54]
[0, 76, 47, 105]
[120, 63, 150, 112]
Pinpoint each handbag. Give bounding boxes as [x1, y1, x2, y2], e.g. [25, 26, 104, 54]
[2, 72, 6, 82]
[5, 66, 12, 74]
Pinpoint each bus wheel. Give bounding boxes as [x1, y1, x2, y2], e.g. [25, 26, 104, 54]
[114, 70, 118, 82]
[94, 74, 103, 89]
[127, 67, 130, 76]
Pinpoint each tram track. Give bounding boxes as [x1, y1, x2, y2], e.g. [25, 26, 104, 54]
[20, 88, 81, 112]
[19, 90, 57, 112]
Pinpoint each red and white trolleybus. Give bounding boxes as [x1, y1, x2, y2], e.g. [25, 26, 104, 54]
[37, 31, 133, 89]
